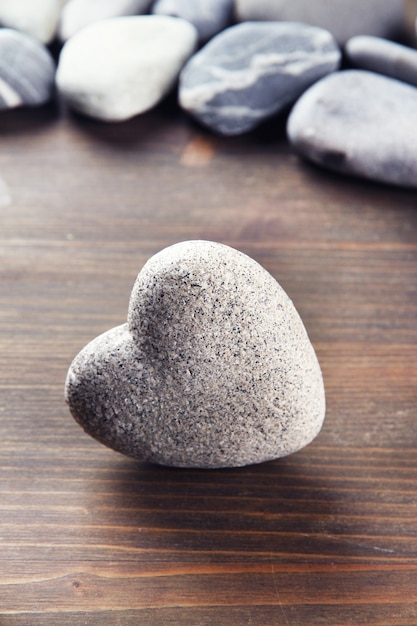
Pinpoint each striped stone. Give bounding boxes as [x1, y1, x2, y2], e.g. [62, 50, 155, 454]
[0, 29, 55, 111]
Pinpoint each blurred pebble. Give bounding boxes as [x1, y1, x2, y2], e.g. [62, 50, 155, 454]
[56, 15, 197, 122]
[152, 0, 233, 42]
[234, 0, 404, 45]
[0, 0, 64, 43]
[345, 36, 417, 87]
[287, 69, 417, 188]
[58, 0, 153, 41]
[0, 29, 55, 110]
[179, 21, 340, 135]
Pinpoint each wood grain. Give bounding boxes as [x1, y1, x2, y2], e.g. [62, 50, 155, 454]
[1, 98, 416, 625]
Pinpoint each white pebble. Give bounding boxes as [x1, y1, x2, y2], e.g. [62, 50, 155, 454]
[56, 15, 198, 121]
[235, 0, 404, 45]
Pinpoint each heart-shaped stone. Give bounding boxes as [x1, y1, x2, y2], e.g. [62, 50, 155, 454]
[65, 241, 325, 468]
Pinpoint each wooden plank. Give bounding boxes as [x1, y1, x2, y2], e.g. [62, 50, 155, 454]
[0, 95, 416, 624]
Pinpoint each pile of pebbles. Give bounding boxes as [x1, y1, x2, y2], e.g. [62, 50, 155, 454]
[1, 0, 416, 185]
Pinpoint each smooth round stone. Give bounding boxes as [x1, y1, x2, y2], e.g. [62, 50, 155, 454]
[0, 0, 64, 44]
[59, 0, 153, 41]
[65, 241, 326, 469]
[152, 0, 233, 42]
[0, 29, 55, 110]
[56, 16, 198, 122]
[235, 0, 404, 45]
[179, 21, 340, 136]
[287, 69, 417, 189]
[345, 36, 417, 87]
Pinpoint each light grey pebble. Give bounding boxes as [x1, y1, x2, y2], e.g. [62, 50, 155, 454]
[345, 36, 417, 87]
[65, 241, 326, 469]
[0, 29, 55, 110]
[234, 0, 404, 46]
[287, 69, 417, 189]
[0, 0, 64, 44]
[59, 0, 153, 41]
[152, 0, 233, 42]
[179, 21, 340, 136]
[56, 16, 197, 122]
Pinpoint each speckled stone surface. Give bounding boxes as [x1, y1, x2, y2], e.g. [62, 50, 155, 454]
[0, 29, 56, 110]
[234, 0, 404, 45]
[345, 36, 417, 87]
[179, 21, 340, 136]
[287, 69, 417, 189]
[152, 0, 234, 42]
[56, 15, 197, 122]
[65, 241, 326, 469]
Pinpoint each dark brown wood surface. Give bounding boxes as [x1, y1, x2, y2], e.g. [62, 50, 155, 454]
[1, 96, 416, 625]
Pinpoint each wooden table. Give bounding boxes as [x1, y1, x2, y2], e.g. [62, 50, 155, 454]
[1, 94, 416, 625]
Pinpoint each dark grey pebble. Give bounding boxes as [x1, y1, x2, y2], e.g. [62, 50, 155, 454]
[179, 21, 340, 136]
[287, 69, 417, 189]
[345, 36, 417, 87]
[0, 28, 55, 110]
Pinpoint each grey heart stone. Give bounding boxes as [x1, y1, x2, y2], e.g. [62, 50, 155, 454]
[65, 241, 326, 469]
